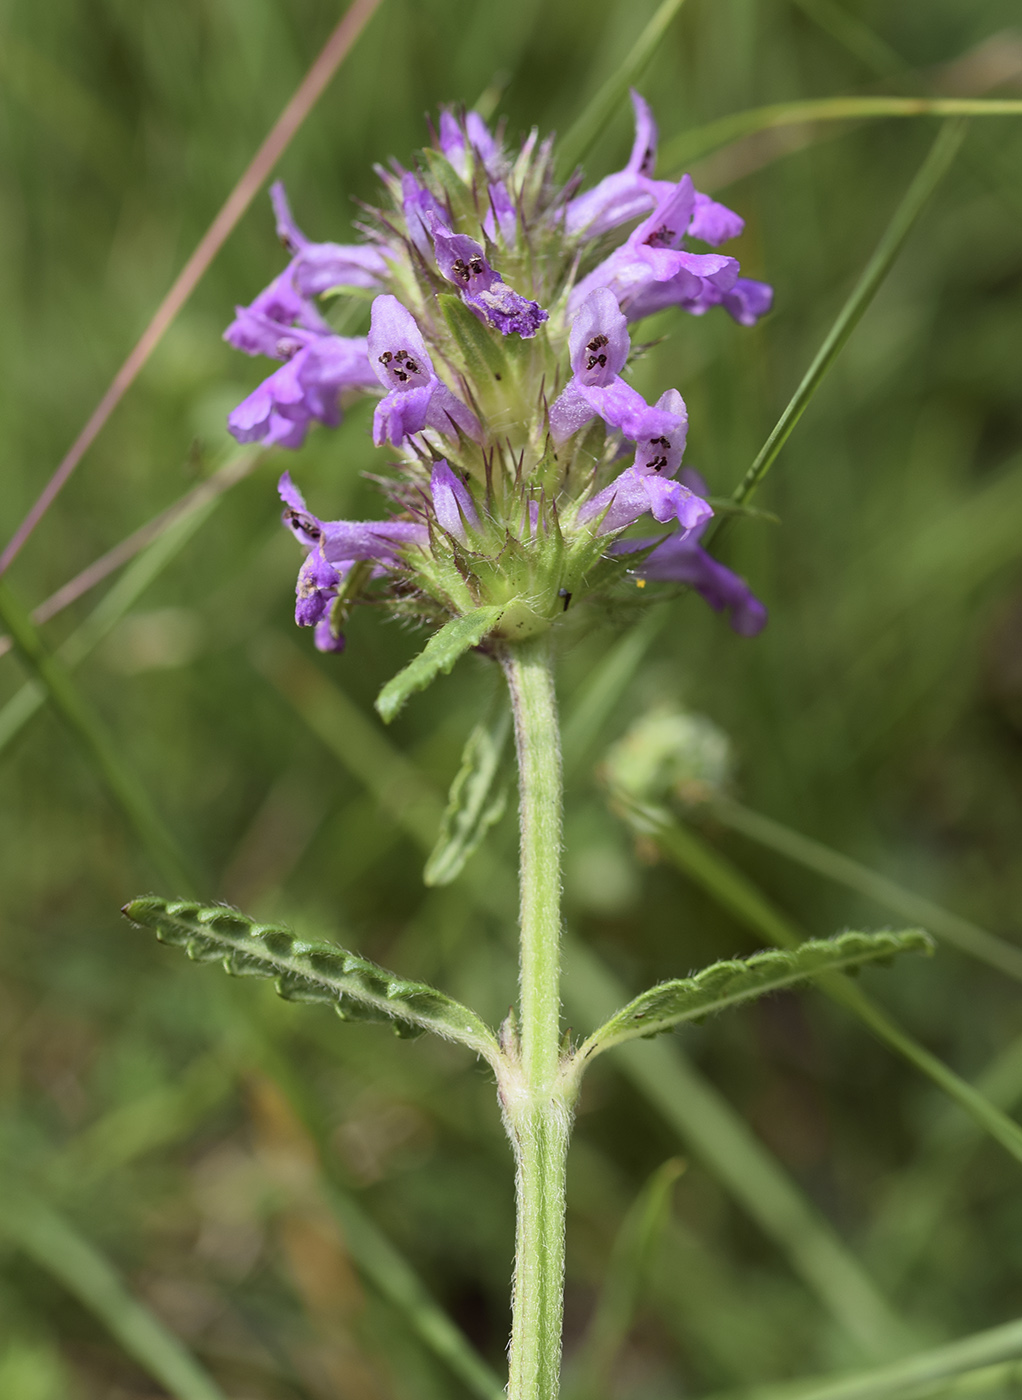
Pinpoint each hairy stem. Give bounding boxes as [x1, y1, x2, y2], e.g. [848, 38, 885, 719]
[500, 634, 571, 1400]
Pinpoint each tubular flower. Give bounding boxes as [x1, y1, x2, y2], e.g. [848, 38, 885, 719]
[224, 97, 772, 656]
[617, 470, 768, 636]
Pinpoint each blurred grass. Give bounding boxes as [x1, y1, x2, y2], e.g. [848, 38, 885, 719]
[3, 0, 1022, 1396]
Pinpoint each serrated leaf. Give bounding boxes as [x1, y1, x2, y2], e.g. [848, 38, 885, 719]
[375, 605, 506, 724]
[123, 897, 501, 1062]
[424, 703, 511, 886]
[573, 930, 933, 1071]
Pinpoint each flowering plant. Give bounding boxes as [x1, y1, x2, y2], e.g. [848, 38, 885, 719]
[122, 93, 930, 1400]
[224, 92, 769, 666]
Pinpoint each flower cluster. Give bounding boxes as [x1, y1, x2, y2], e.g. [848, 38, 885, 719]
[225, 92, 770, 653]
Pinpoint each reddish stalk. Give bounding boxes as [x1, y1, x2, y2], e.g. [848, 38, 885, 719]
[0, 0, 384, 577]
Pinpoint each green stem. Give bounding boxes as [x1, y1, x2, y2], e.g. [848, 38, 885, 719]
[500, 634, 571, 1400]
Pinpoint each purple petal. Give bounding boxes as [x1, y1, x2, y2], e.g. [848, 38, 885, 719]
[634, 176, 696, 251]
[431, 461, 479, 540]
[548, 382, 596, 445]
[224, 266, 333, 352]
[483, 180, 518, 246]
[569, 289, 630, 385]
[633, 389, 689, 476]
[373, 383, 435, 445]
[225, 306, 316, 360]
[314, 617, 347, 653]
[626, 89, 658, 177]
[295, 547, 340, 626]
[636, 530, 767, 635]
[368, 296, 435, 391]
[576, 377, 679, 442]
[722, 278, 774, 326]
[471, 283, 548, 338]
[432, 227, 501, 297]
[689, 192, 745, 246]
[270, 181, 309, 253]
[402, 173, 448, 256]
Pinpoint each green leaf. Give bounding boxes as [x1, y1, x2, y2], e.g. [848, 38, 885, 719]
[375, 605, 507, 723]
[123, 896, 501, 1063]
[424, 701, 511, 886]
[573, 930, 932, 1069]
[616, 799, 1022, 1171]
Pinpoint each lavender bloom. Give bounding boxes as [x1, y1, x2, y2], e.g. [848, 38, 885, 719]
[431, 225, 547, 337]
[224, 269, 334, 355]
[228, 332, 378, 449]
[623, 470, 767, 636]
[548, 289, 684, 444]
[569, 177, 740, 320]
[430, 460, 479, 541]
[437, 110, 501, 180]
[368, 295, 482, 446]
[483, 180, 519, 247]
[279, 473, 428, 652]
[401, 173, 449, 257]
[563, 90, 660, 239]
[271, 182, 389, 295]
[578, 390, 710, 533]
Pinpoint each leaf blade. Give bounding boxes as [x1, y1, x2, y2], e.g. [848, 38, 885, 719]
[123, 896, 501, 1064]
[424, 701, 511, 886]
[375, 604, 506, 724]
[576, 930, 932, 1066]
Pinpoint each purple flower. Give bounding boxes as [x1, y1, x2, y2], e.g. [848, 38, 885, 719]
[271, 182, 389, 295]
[368, 296, 482, 447]
[569, 177, 740, 320]
[620, 470, 767, 636]
[228, 332, 378, 449]
[483, 180, 518, 246]
[224, 270, 334, 355]
[437, 110, 501, 180]
[279, 473, 429, 652]
[578, 389, 709, 533]
[431, 225, 547, 338]
[548, 289, 685, 445]
[564, 90, 660, 239]
[401, 173, 449, 257]
[430, 460, 479, 541]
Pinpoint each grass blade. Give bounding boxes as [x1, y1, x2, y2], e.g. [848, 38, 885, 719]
[0, 580, 200, 892]
[618, 800, 1022, 1170]
[562, 940, 912, 1360]
[558, 0, 689, 174]
[0, 450, 258, 754]
[0, 0, 384, 574]
[715, 1314, 1022, 1400]
[717, 119, 966, 529]
[661, 96, 1022, 172]
[566, 1158, 685, 1399]
[710, 797, 1022, 984]
[0, 1185, 227, 1400]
